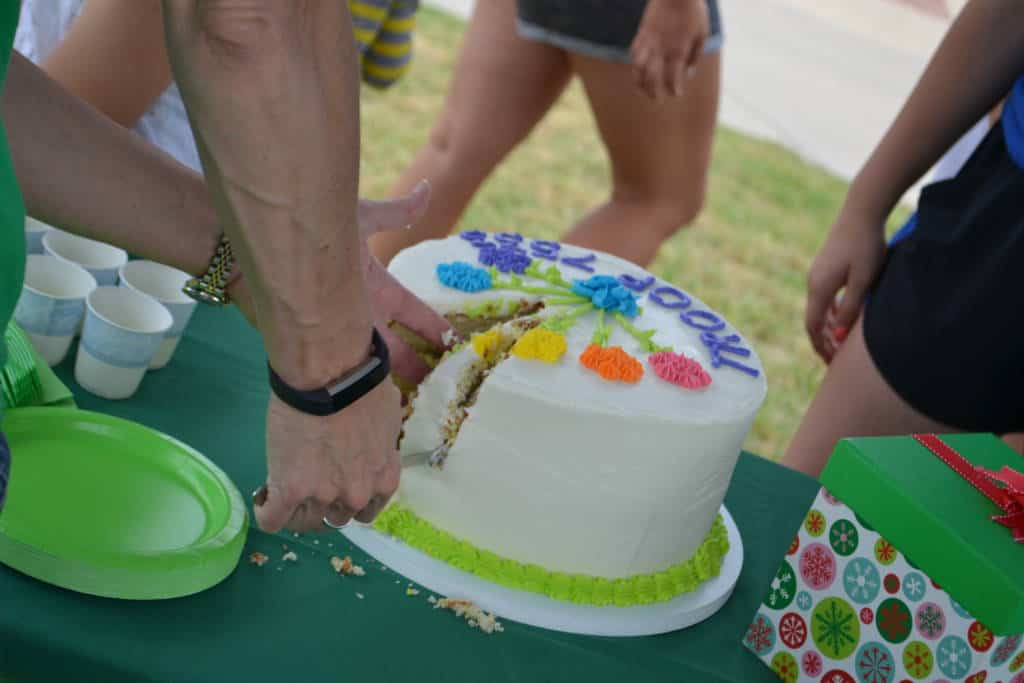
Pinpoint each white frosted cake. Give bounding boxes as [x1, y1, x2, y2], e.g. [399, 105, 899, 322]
[375, 231, 767, 606]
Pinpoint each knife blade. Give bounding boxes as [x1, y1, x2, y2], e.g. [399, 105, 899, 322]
[251, 445, 448, 507]
[402, 444, 448, 469]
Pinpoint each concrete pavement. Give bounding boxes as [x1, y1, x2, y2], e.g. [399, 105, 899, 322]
[421, 0, 962, 204]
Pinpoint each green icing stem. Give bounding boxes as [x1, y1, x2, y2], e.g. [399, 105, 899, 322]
[591, 309, 609, 346]
[373, 505, 729, 606]
[541, 296, 590, 307]
[490, 265, 577, 298]
[494, 283, 575, 297]
[458, 299, 519, 319]
[524, 261, 573, 289]
[614, 313, 673, 353]
[542, 303, 594, 332]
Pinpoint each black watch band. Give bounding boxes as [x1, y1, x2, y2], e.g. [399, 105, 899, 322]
[268, 327, 390, 417]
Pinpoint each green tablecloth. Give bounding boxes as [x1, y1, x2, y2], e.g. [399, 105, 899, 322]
[0, 305, 820, 683]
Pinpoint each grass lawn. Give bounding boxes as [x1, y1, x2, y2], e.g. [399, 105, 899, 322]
[360, 7, 909, 461]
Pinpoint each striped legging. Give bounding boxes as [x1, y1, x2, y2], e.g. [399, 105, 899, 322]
[350, 0, 419, 88]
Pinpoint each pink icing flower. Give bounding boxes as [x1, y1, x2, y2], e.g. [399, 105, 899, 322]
[648, 351, 712, 390]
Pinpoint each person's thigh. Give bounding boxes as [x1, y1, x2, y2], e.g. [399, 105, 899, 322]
[569, 50, 720, 210]
[782, 318, 957, 477]
[431, 0, 572, 166]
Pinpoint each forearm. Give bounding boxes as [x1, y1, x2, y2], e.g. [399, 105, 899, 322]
[848, 0, 1024, 221]
[1, 51, 220, 277]
[160, 1, 369, 388]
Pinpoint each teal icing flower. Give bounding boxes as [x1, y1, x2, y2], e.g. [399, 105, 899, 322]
[571, 275, 639, 317]
[436, 261, 492, 292]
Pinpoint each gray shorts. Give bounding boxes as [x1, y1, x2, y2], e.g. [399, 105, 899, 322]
[516, 0, 723, 63]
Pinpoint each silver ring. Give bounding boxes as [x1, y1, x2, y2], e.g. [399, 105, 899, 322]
[323, 516, 349, 530]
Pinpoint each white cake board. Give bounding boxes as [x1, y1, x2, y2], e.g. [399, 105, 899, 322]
[340, 505, 742, 637]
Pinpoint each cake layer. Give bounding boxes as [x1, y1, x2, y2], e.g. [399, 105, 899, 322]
[389, 233, 766, 583]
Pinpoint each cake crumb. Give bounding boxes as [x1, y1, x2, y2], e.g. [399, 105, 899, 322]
[282, 551, 298, 562]
[356, 592, 365, 600]
[248, 552, 269, 567]
[313, 540, 319, 545]
[434, 598, 503, 634]
[427, 596, 437, 604]
[330, 555, 366, 576]
[406, 587, 420, 596]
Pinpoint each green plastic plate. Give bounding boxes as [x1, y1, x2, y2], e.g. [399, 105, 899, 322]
[0, 408, 248, 600]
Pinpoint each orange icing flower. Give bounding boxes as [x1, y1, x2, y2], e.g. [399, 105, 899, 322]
[510, 328, 567, 363]
[579, 344, 644, 383]
[471, 329, 503, 362]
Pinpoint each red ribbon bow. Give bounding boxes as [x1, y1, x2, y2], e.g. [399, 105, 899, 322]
[913, 434, 1024, 544]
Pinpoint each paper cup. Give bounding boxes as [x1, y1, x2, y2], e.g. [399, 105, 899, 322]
[24, 216, 53, 255]
[42, 230, 127, 287]
[118, 261, 197, 369]
[75, 287, 173, 400]
[13, 255, 97, 366]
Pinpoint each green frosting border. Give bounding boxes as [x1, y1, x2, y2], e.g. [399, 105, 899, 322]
[372, 505, 729, 607]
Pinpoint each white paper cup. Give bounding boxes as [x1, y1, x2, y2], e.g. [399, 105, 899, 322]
[75, 287, 173, 400]
[42, 229, 127, 287]
[24, 216, 53, 255]
[117, 260, 196, 369]
[13, 255, 97, 366]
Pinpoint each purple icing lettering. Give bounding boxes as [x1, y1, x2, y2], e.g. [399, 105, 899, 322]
[714, 356, 761, 378]
[649, 285, 691, 309]
[680, 309, 725, 332]
[561, 252, 596, 273]
[699, 331, 760, 377]
[477, 241, 498, 263]
[619, 274, 656, 293]
[479, 241, 531, 273]
[460, 230, 489, 245]
[529, 239, 561, 261]
[495, 232, 524, 246]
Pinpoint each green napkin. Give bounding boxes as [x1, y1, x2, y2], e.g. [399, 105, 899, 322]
[0, 322, 75, 411]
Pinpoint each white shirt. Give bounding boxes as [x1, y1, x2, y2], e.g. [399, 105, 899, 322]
[15, 0, 202, 173]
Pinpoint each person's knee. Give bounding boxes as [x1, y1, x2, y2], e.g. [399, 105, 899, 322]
[424, 108, 515, 173]
[613, 184, 707, 237]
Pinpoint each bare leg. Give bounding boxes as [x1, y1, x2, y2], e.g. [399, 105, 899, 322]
[370, 0, 572, 264]
[561, 51, 720, 267]
[782, 317, 957, 477]
[1002, 433, 1024, 455]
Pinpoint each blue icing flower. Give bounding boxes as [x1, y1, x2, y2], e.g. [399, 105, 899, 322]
[436, 261, 492, 292]
[571, 275, 639, 317]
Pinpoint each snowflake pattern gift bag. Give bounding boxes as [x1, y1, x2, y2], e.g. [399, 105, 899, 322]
[743, 433, 1024, 682]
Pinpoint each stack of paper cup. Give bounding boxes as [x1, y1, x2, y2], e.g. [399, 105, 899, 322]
[24, 217, 53, 255]
[117, 261, 197, 369]
[75, 287, 172, 400]
[42, 230, 127, 286]
[13, 255, 97, 366]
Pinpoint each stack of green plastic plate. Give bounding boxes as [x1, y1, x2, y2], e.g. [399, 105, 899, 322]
[0, 408, 248, 600]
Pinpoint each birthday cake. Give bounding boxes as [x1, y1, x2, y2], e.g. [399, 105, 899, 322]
[376, 231, 767, 606]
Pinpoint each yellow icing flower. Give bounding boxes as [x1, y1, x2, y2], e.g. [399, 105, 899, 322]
[510, 328, 567, 363]
[471, 329, 503, 362]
